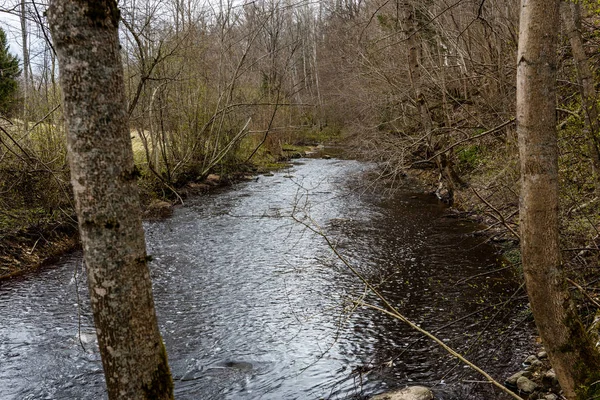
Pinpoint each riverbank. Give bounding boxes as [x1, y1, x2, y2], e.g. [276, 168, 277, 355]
[0, 144, 337, 281]
[0, 221, 79, 280]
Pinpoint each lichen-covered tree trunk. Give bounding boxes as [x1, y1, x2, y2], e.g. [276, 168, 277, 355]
[47, 1, 174, 399]
[517, 1, 600, 399]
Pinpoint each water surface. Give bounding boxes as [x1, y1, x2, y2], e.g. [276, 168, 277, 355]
[0, 158, 532, 399]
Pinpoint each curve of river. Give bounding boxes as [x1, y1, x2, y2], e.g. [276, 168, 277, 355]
[0, 158, 533, 400]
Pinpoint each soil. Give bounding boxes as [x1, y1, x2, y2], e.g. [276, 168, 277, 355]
[0, 221, 79, 280]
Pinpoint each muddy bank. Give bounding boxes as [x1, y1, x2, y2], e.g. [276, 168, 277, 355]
[0, 176, 229, 281]
[0, 221, 79, 280]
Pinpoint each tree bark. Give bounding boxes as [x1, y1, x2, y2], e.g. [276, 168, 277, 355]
[517, 1, 600, 399]
[20, 0, 29, 130]
[560, 1, 600, 195]
[401, 1, 432, 142]
[47, 1, 174, 399]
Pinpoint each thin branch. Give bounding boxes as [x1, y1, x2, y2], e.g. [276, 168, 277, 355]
[454, 265, 514, 285]
[567, 278, 600, 309]
[23, 104, 61, 137]
[471, 187, 521, 240]
[413, 118, 515, 166]
[355, 301, 523, 400]
[291, 212, 524, 400]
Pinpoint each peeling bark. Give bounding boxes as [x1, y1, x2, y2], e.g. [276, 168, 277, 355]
[47, 1, 174, 399]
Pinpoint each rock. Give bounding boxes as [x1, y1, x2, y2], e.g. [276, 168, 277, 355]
[370, 386, 434, 400]
[218, 360, 253, 371]
[322, 154, 332, 159]
[516, 376, 538, 394]
[505, 371, 532, 390]
[263, 172, 274, 177]
[523, 355, 539, 366]
[543, 394, 558, 400]
[542, 369, 559, 387]
[525, 359, 544, 372]
[434, 182, 453, 205]
[144, 200, 173, 219]
[206, 174, 221, 185]
[187, 182, 210, 193]
[537, 351, 548, 359]
[506, 371, 524, 383]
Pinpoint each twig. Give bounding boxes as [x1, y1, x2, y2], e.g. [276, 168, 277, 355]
[23, 104, 61, 137]
[201, 117, 252, 176]
[291, 212, 524, 400]
[146, 163, 185, 206]
[412, 118, 516, 166]
[567, 278, 600, 309]
[454, 265, 514, 285]
[471, 187, 521, 240]
[563, 248, 600, 252]
[27, 237, 42, 255]
[356, 301, 524, 400]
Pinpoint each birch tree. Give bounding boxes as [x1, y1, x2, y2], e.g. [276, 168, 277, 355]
[517, 0, 600, 398]
[47, 0, 174, 399]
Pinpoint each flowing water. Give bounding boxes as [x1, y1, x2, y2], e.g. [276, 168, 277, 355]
[0, 158, 533, 399]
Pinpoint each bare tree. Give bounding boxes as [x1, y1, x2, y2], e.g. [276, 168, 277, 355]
[47, 0, 174, 399]
[561, 1, 600, 195]
[517, 0, 600, 398]
[20, 0, 29, 129]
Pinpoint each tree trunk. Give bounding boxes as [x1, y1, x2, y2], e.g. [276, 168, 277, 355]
[402, 2, 432, 143]
[517, 1, 600, 399]
[560, 1, 600, 196]
[401, 1, 460, 203]
[20, 0, 29, 131]
[47, 1, 174, 399]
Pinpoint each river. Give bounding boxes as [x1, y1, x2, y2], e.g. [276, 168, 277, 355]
[0, 157, 533, 399]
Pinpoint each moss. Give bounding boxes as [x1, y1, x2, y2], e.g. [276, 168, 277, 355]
[575, 364, 600, 399]
[457, 145, 481, 172]
[142, 340, 174, 399]
[557, 307, 600, 399]
[500, 247, 522, 269]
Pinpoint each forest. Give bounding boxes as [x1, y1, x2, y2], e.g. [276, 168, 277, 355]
[2, 0, 600, 399]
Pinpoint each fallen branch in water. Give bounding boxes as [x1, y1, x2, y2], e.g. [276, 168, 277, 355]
[290, 209, 524, 400]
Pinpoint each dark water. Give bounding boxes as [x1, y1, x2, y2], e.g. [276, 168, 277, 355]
[0, 158, 533, 400]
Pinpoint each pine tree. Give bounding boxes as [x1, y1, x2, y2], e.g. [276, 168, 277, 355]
[0, 27, 20, 116]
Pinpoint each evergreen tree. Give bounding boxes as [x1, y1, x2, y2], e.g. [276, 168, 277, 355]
[0, 27, 20, 116]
